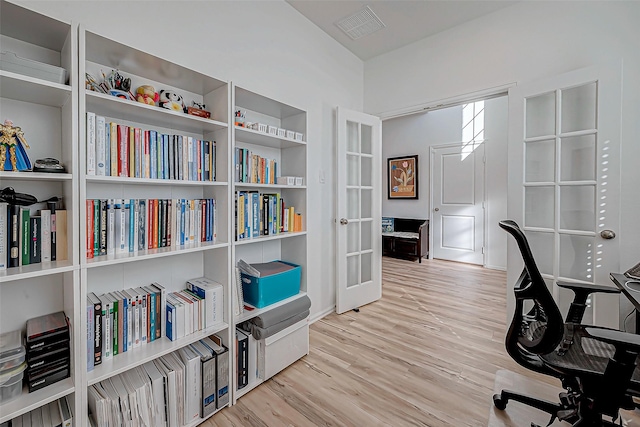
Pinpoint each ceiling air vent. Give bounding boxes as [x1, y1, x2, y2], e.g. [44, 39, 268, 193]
[335, 5, 386, 40]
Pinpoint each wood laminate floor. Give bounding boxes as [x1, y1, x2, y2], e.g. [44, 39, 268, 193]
[201, 257, 637, 426]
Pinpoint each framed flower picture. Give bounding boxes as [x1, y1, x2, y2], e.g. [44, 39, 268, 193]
[388, 155, 418, 199]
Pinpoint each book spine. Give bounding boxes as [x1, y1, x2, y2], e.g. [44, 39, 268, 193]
[138, 200, 146, 251]
[124, 200, 131, 253]
[86, 112, 96, 175]
[21, 208, 30, 266]
[0, 204, 8, 270]
[129, 126, 135, 178]
[39, 209, 51, 263]
[150, 130, 157, 180]
[168, 135, 174, 180]
[50, 205, 56, 262]
[118, 124, 128, 177]
[144, 130, 150, 178]
[164, 134, 170, 180]
[91, 296, 102, 365]
[99, 201, 107, 256]
[112, 296, 118, 356]
[135, 127, 142, 178]
[30, 216, 41, 264]
[110, 122, 118, 176]
[87, 301, 94, 372]
[157, 133, 163, 179]
[105, 121, 111, 176]
[93, 199, 100, 257]
[107, 200, 115, 256]
[86, 200, 93, 259]
[96, 115, 106, 176]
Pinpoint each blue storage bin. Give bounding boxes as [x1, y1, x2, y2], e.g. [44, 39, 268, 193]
[241, 261, 301, 308]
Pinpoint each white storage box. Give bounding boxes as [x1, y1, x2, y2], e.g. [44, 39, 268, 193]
[267, 125, 278, 136]
[0, 362, 26, 403]
[277, 176, 296, 186]
[0, 330, 25, 372]
[0, 51, 67, 84]
[295, 177, 304, 186]
[257, 123, 268, 133]
[277, 128, 286, 138]
[294, 132, 304, 142]
[258, 319, 308, 380]
[286, 130, 295, 139]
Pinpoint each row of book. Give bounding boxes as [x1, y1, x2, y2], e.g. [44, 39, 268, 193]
[235, 191, 303, 241]
[5, 396, 72, 427]
[85, 198, 217, 259]
[86, 277, 224, 370]
[0, 202, 68, 271]
[86, 112, 217, 181]
[234, 147, 278, 184]
[88, 335, 228, 427]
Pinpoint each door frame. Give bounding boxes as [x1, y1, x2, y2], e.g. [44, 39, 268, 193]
[429, 141, 487, 266]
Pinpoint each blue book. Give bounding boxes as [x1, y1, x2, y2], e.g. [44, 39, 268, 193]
[200, 139, 205, 181]
[251, 193, 259, 239]
[163, 134, 170, 180]
[129, 199, 135, 252]
[180, 199, 186, 246]
[149, 130, 157, 179]
[166, 302, 175, 341]
[157, 134, 164, 179]
[105, 123, 111, 176]
[177, 136, 183, 180]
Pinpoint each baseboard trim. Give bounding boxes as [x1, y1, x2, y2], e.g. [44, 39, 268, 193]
[485, 264, 506, 271]
[310, 306, 335, 324]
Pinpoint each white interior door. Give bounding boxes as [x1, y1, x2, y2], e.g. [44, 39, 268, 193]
[507, 64, 621, 327]
[431, 144, 485, 265]
[336, 107, 382, 314]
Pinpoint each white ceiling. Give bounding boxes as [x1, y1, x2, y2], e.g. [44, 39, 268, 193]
[286, 1, 518, 61]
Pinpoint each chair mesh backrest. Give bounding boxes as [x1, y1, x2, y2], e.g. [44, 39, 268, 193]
[500, 220, 564, 356]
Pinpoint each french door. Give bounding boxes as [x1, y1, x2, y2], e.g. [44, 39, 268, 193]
[507, 64, 622, 327]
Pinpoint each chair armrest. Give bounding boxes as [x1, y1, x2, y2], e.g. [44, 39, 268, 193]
[584, 327, 640, 353]
[557, 281, 620, 295]
[558, 281, 620, 324]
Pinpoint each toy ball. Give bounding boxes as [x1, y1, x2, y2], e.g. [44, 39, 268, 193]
[136, 85, 159, 106]
[159, 90, 186, 113]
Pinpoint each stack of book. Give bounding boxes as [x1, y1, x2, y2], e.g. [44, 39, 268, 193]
[0, 201, 67, 271]
[86, 283, 166, 371]
[86, 113, 216, 181]
[7, 396, 72, 426]
[85, 198, 217, 259]
[25, 311, 70, 393]
[235, 191, 303, 241]
[88, 335, 228, 427]
[166, 277, 224, 342]
[234, 147, 278, 184]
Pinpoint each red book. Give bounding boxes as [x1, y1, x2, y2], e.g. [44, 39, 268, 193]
[117, 124, 129, 177]
[147, 199, 153, 250]
[152, 200, 159, 249]
[86, 200, 94, 259]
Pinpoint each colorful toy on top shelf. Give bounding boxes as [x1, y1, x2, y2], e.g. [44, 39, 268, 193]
[159, 90, 187, 113]
[136, 85, 159, 106]
[0, 119, 32, 171]
[187, 101, 211, 118]
[234, 109, 246, 127]
[86, 69, 135, 100]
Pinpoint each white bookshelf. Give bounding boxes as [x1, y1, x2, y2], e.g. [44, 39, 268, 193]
[232, 86, 309, 403]
[77, 26, 233, 426]
[0, 0, 79, 422]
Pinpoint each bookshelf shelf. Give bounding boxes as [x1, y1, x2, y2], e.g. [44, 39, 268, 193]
[86, 90, 228, 134]
[235, 378, 263, 400]
[0, 378, 74, 424]
[236, 292, 308, 324]
[235, 126, 306, 149]
[0, 171, 73, 182]
[235, 231, 307, 246]
[0, 260, 76, 283]
[0, 71, 72, 107]
[235, 182, 306, 190]
[87, 322, 229, 386]
[86, 175, 227, 187]
[84, 241, 228, 268]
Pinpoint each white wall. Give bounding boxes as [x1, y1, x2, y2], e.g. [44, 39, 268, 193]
[18, 0, 365, 320]
[382, 96, 507, 269]
[366, 0, 640, 320]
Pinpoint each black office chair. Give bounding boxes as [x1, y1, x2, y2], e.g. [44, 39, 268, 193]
[494, 220, 640, 426]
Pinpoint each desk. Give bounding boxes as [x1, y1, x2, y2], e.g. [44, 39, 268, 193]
[610, 272, 640, 333]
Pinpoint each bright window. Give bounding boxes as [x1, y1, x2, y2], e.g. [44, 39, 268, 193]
[461, 101, 485, 159]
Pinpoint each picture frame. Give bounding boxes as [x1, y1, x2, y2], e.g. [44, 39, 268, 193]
[387, 155, 418, 199]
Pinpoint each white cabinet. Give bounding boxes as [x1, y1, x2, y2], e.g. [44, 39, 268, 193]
[0, 1, 79, 422]
[77, 27, 232, 425]
[231, 86, 309, 401]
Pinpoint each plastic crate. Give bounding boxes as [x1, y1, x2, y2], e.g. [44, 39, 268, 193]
[241, 261, 301, 308]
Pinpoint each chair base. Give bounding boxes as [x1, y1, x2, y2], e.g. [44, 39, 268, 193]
[493, 389, 624, 427]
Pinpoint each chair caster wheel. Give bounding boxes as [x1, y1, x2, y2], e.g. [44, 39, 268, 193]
[493, 393, 507, 410]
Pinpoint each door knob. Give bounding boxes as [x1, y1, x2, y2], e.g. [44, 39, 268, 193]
[340, 218, 348, 225]
[434, 207, 439, 212]
[600, 229, 616, 239]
